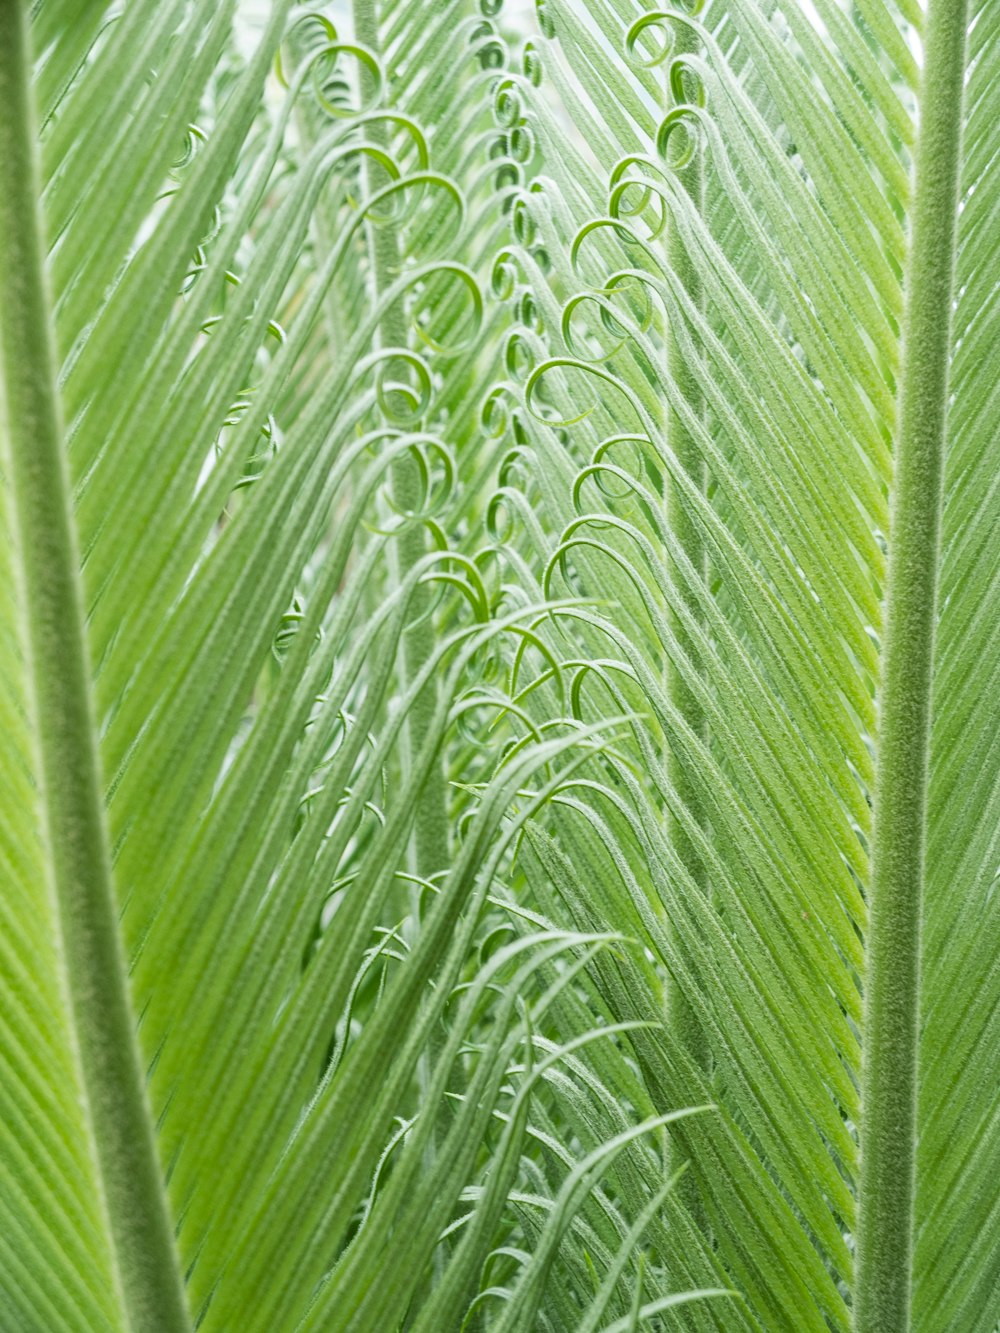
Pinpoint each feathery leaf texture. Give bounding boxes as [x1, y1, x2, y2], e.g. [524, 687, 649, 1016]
[0, 0, 995, 1330]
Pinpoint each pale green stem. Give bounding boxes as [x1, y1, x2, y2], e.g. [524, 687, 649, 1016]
[856, 2, 968, 1329]
[350, 2, 449, 1285]
[664, 21, 710, 1227]
[0, 5, 188, 1330]
[352, 0, 449, 881]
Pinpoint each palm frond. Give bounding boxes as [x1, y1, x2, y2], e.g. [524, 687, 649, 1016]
[482, 0, 996, 1328]
[1, 0, 995, 1330]
[1, 2, 708, 1328]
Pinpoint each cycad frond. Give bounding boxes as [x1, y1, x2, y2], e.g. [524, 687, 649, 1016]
[1, 3, 705, 1328]
[1, 0, 995, 1330]
[486, 0, 996, 1328]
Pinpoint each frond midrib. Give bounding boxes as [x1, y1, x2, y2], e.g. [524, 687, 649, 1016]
[0, 6, 188, 1329]
[857, 1, 972, 1328]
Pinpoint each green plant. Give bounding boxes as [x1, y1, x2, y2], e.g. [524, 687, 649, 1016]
[0, 1, 995, 1331]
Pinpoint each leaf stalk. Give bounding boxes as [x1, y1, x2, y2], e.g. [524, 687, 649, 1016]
[0, 5, 188, 1328]
[351, 0, 450, 881]
[856, 2, 969, 1328]
[664, 16, 710, 1229]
